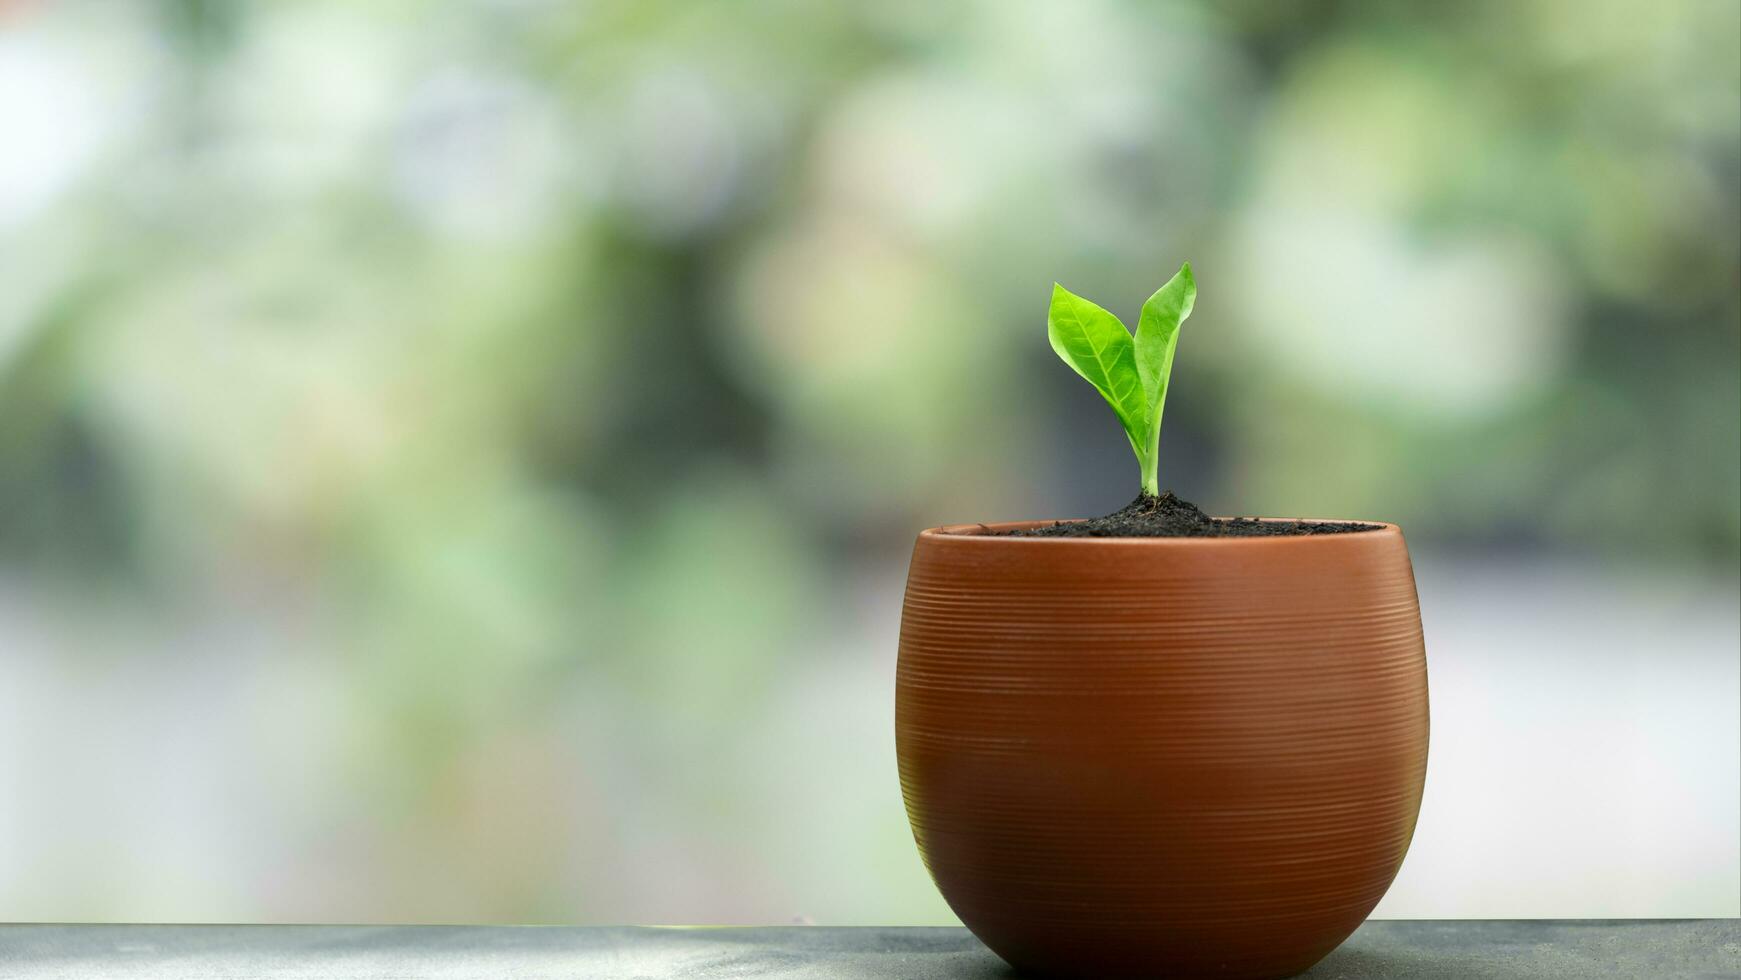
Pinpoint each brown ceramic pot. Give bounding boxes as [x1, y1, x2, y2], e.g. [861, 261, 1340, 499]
[896, 519, 1428, 979]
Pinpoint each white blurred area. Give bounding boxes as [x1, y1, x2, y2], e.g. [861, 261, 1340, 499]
[1, 551, 1736, 922]
[1376, 555, 1740, 918]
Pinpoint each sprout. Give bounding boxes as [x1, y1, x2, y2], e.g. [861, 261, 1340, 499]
[1047, 263, 1196, 497]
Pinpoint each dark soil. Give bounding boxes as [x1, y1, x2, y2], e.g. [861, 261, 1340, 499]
[1000, 492, 1383, 538]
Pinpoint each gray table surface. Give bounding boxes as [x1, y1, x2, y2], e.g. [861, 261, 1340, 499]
[0, 921, 1736, 979]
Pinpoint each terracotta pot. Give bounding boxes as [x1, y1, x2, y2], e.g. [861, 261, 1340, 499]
[896, 519, 1428, 979]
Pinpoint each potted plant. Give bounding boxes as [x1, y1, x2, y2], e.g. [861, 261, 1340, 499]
[896, 264, 1428, 979]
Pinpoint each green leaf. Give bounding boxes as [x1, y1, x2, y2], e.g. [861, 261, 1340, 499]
[1132, 262, 1195, 494]
[1044, 263, 1196, 497]
[1048, 283, 1149, 454]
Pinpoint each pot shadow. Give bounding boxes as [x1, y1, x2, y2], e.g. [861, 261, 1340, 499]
[857, 945, 1455, 980]
[657, 927, 1017, 980]
[904, 951, 1447, 980]
[1299, 944, 1479, 980]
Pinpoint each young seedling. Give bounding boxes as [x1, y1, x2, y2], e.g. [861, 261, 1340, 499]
[1048, 263, 1195, 498]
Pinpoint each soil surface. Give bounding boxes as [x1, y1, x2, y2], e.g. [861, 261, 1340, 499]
[1001, 492, 1383, 538]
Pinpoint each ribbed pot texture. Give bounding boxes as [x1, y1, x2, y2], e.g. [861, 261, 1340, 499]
[896, 520, 1429, 979]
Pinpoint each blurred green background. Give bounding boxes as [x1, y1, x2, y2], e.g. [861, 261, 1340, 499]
[1, 0, 1736, 923]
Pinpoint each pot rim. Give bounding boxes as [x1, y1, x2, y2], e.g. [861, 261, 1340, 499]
[923, 517, 1402, 545]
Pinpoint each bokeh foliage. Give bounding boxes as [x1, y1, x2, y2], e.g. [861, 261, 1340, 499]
[0, 0, 1735, 921]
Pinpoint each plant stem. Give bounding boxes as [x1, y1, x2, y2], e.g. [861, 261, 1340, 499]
[1140, 453, 1159, 498]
